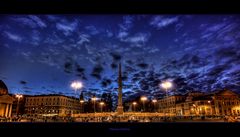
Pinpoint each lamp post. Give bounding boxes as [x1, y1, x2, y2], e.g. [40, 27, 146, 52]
[160, 80, 173, 116]
[80, 100, 84, 113]
[208, 100, 212, 116]
[71, 81, 83, 116]
[152, 99, 157, 112]
[132, 102, 137, 112]
[140, 96, 147, 112]
[71, 81, 83, 97]
[91, 96, 97, 113]
[16, 94, 23, 116]
[100, 102, 104, 113]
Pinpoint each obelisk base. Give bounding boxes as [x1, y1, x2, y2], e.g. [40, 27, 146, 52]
[117, 106, 124, 115]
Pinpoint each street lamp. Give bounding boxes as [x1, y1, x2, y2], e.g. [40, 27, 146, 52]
[152, 99, 157, 112]
[91, 96, 97, 113]
[160, 80, 173, 116]
[100, 102, 104, 113]
[207, 100, 212, 116]
[80, 100, 84, 113]
[16, 94, 23, 116]
[71, 81, 83, 97]
[160, 80, 173, 96]
[132, 102, 137, 112]
[140, 96, 147, 112]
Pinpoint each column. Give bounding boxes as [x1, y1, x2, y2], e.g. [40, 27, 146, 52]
[8, 104, 12, 117]
[6, 104, 10, 117]
[5, 104, 9, 117]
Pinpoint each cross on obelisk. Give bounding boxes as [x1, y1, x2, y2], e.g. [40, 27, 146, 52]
[117, 63, 124, 115]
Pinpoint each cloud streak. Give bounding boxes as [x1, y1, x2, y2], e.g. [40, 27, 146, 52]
[150, 16, 179, 29]
[4, 31, 22, 42]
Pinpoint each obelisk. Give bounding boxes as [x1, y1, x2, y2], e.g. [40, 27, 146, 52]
[116, 63, 124, 114]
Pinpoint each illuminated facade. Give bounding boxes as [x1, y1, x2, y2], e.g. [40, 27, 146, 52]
[25, 95, 81, 116]
[213, 90, 240, 116]
[157, 95, 185, 115]
[158, 90, 240, 116]
[0, 80, 14, 118]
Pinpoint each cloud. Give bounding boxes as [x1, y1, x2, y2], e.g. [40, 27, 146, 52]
[46, 15, 60, 22]
[123, 33, 150, 47]
[150, 16, 179, 29]
[136, 63, 148, 69]
[91, 64, 104, 79]
[28, 15, 47, 28]
[4, 31, 22, 42]
[44, 31, 64, 45]
[77, 33, 90, 45]
[120, 15, 134, 31]
[56, 19, 78, 36]
[85, 25, 99, 35]
[30, 30, 41, 46]
[116, 16, 134, 40]
[11, 15, 46, 29]
[106, 30, 113, 37]
[20, 80, 27, 85]
[117, 31, 128, 39]
[110, 52, 121, 62]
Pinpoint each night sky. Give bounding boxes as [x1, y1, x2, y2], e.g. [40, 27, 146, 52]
[0, 15, 240, 102]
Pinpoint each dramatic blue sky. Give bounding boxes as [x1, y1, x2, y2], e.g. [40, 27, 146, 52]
[0, 15, 240, 101]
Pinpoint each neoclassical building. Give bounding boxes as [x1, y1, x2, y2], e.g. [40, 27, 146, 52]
[25, 94, 81, 116]
[0, 80, 14, 117]
[157, 89, 240, 116]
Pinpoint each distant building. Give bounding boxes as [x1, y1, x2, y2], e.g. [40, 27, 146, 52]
[158, 90, 240, 116]
[157, 95, 186, 115]
[25, 94, 81, 117]
[0, 80, 14, 117]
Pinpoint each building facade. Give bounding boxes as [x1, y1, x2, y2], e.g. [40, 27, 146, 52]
[25, 95, 81, 116]
[0, 80, 14, 118]
[157, 95, 186, 115]
[158, 90, 240, 116]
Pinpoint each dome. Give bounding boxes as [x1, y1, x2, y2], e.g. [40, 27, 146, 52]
[0, 80, 8, 95]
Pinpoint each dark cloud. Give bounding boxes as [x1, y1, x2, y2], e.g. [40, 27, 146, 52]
[125, 60, 134, 65]
[110, 63, 117, 69]
[110, 52, 121, 61]
[75, 64, 85, 73]
[101, 78, 112, 87]
[20, 80, 27, 85]
[91, 64, 104, 79]
[64, 62, 72, 73]
[75, 63, 87, 80]
[207, 65, 229, 77]
[136, 63, 148, 69]
[23, 86, 32, 90]
[124, 65, 136, 73]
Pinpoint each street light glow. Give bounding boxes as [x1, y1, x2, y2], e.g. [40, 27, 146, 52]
[16, 94, 23, 99]
[100, 102, 104, 105]
[133, 102, 137, 105]
[152, 99, 157, 103]
[91, 97, 97, 101]
[80, 100, 84, 103]
[71, 81, 83, 90]
[160, 81, 173, 90]
[141, 96, 147, 101]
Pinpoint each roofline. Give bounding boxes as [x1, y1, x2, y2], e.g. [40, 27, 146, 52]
[21, 94, 79, 100]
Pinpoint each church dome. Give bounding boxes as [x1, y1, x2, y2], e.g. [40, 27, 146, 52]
[0, 80, 8, 95]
